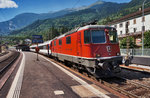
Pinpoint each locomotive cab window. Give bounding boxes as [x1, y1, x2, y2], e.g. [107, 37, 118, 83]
[91, 30, 106, 43]
[66, 36, 71, 44]
[84, 30, 91, 44]
[84, 30, 106, 44]
[109, 29, 118, 43]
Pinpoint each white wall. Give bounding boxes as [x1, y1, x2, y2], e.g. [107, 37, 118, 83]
[112, 14, 150, 36]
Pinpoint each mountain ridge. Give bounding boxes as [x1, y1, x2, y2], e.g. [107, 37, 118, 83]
[11, 1, 126, 38]
[0, 8, 79, 35]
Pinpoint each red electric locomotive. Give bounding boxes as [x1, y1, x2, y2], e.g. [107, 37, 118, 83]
[50, 25, 122, 77]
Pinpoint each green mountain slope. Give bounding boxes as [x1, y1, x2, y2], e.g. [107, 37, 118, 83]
[98, 0, 150, 25]
[0, 9, 76, 35]
[11, 0, 150, 41]
[11, 1, 126, 39]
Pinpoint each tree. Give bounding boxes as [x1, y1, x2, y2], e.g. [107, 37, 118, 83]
[120, 37, 136, 49]
[144, 31, 150, 48]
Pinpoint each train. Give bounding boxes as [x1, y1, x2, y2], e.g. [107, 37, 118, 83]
[30, 25, 124, 78]
[16, 44, 30, 51]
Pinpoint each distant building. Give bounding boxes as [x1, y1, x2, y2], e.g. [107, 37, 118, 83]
[110, 7, 150, 46]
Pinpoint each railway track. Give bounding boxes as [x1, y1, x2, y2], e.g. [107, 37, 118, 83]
[0, 51, 9, 57]
[0, 51, 20, 79]
[101, 76, 150, 98]
[50, 57, 150, 98]
[34, 53, 150, 98]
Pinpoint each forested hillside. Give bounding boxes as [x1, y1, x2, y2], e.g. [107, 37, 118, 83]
[98, 0, 150, 24]
[11, 1, 126, 40]
[11, 0, 150, 41]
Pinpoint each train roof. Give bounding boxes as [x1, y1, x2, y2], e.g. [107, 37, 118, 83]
[30, 40, 52, 48]
[78, 25, 114, 31]
[30, 25, 115, 45]
[54, 25, 114, 40]
[38, 40, 52, 47]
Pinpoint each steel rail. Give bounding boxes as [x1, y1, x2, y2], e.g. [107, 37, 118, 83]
[0, 52, 20, 75]
[117, 76, 150, 89]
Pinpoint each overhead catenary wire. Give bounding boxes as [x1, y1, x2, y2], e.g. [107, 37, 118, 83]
[0, 9, 6, 22]
[72, 0, 81, 9]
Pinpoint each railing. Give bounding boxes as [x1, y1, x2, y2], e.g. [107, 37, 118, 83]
[120, 49, 150, 56]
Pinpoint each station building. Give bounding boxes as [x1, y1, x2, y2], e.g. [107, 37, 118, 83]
[110, 7, 150, 46]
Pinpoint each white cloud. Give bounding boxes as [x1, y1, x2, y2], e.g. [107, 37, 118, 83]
[0, 0, 18, 8]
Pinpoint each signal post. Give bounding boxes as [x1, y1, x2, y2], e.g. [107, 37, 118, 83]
[32, 35, 43, 61]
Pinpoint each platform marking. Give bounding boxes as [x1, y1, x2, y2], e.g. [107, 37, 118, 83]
[40, 55, 110, 98]
[54, 90, 64, 95]
[7, 52, 25, 98]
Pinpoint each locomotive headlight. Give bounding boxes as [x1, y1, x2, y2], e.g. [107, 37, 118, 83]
[96, 54, 101, 57]
[116, 52, 120, 56]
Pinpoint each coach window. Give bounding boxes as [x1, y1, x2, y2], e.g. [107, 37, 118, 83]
[59, 39, 62, 45]
[84, 30, 91, 44]
[54, 40, 56, 46]
[43, 45, 46, 49]
[66, 36, 71, 44]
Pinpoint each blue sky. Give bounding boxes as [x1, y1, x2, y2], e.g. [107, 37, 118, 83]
[0, 0, 131, 22]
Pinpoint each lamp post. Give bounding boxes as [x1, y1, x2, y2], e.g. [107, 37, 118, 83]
[142, 0, 147, 55]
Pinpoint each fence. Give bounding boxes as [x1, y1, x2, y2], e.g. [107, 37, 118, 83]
[120, 49, 150, 56]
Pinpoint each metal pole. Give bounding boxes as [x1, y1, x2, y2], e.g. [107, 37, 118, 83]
[37, 43, 39, 61]
[126, 22, 129, 59]
[142, 0, 147, 55]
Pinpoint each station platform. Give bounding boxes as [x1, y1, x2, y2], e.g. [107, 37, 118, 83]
[121, 64, 150, 73]
[0, 52, 125, 98]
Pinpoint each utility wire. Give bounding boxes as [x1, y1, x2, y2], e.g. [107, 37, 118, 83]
[72, 0, 80, 9]
[0, 9, 6, 22]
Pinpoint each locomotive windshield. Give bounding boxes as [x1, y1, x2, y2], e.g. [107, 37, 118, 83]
[84, 30, 106, 44]
[109, 29, 118, 43]
[91, 30, 106, 43]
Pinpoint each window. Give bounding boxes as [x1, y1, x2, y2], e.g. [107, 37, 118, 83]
[142, 26, 145, 31]
[59, 39, 62, 45]
[109, 30, 118, 43]
[142, 16, 145, 22]
[133, 19, 136, 24]
[133, 28, 137, 32]
[84, 30, 91, 44]
[119, 23, 123, 27]
[43, 45, 46, 49]
[91, 30, 106, 43]
[120, 31, 122, 35]
[54, 40, 56, 46]
[66, 36, 71, 44]
[84, 30, 106, 44]
[128, 21, 130, 25]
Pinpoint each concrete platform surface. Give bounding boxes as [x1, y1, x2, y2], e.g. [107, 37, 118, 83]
[5, 52, 118, 98]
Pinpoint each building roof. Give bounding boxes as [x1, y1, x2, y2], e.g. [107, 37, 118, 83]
[110, 7, 150, 25]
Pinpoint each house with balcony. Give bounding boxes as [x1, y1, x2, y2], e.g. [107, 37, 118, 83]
[110, 7, 150, 46]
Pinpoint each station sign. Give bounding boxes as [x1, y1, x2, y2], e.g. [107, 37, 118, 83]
[32, 35, 43, 44]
